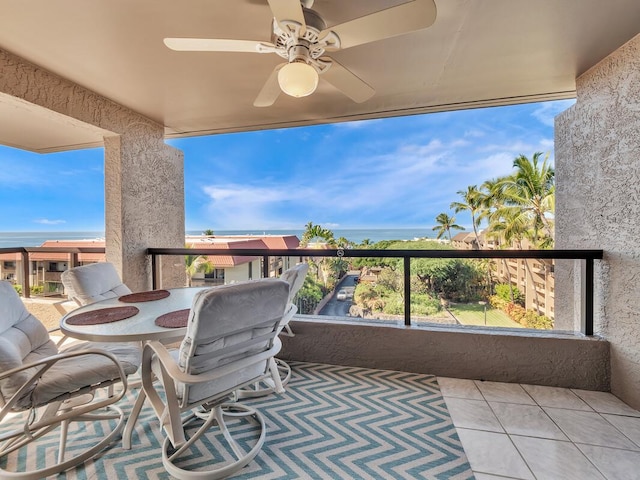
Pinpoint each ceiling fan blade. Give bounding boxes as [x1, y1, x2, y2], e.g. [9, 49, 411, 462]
[322, 0, 437, 50]
[254, 63, 286, 107]
[267, 0, 306, 28]
[163, 38, 274, 53]
[321, 59, 375, 103]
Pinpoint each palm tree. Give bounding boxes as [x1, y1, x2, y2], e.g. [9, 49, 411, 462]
[499, 216, 545, 314]
[300, 222, 340, 290]
[300, 221, 336, 247]
[432, 213, 464, 241]
[497, 152, 555, 247]
[202, 229, 214, 236]
[451, 185, 484, 249]
[184, 246, 214, 287]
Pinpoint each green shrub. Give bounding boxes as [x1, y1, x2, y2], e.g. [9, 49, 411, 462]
[13, 284, 22, 295]
[410, 294, 441, 316]
[495, 283, 524, 305]
[495, 299, 554, 330]
[383, 296, 404, 315]
[30, 285, 44, 295]
[489, 294, 507, 309]
[297, 276, 323, 314]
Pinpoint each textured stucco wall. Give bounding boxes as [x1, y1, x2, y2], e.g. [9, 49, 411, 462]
[555, 34, 640, 408]
[104, 132, 184, 292]
[1, 48, 185, 290]
[281, 319, 610, 391]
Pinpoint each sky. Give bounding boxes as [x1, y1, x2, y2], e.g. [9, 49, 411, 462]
[0, 99, 574, 233]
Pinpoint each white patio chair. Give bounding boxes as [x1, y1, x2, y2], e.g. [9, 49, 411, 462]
[54, 262, 133, 346]
[279, 262, 309, 337]
[61, 261, 132, 307]
[238, 263, 309, 399]
[0, 281, 141, 479]
[125, 279, 290, 479]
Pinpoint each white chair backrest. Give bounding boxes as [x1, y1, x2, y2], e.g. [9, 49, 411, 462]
[0, 281, 57, 402]
[61, 262, 131, 306]
[282, 263, 309, 303]
[278, 263, 309, 326]
[177, 279, 290, 405]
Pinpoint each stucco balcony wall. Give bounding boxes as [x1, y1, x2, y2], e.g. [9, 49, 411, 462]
[281, 317, 610, 391]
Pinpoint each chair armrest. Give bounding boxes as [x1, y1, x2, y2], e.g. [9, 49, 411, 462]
[142, 339, 282, 386]
[53, 298, 78, 316]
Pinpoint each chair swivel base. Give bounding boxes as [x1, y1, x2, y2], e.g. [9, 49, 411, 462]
[236, 359, 292, 399]
[0, 404, 125, 480]
[162, 403, 266, 480]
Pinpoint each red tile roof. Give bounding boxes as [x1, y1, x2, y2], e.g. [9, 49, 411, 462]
[0, 235, 301, 267]
[28, 240, 106, 262]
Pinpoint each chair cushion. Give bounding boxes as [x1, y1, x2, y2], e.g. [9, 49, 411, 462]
[0, 281, 31, 334]
[21, 341, 141, 409]
[0, 280, 140, 410]
[0, 282, 58, 402]
[61, 263, 131, 306]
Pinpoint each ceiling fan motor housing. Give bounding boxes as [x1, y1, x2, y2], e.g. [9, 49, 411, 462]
[272, 6, 336, 67]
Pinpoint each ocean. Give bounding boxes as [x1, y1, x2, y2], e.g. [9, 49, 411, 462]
[0, 228, 436, 248]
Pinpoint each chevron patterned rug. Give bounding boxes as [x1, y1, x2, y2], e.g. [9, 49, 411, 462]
[1, 362, 473, 479]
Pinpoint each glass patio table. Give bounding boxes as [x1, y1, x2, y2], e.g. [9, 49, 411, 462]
[60, 287, 210, 343]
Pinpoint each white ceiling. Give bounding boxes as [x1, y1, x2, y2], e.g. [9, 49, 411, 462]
[1, 0, 640, 152]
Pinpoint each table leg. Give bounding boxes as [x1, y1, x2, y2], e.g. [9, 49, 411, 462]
[122, 389, 147, 449]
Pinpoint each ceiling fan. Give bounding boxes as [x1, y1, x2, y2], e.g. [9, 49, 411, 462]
[164, 0, 437, 107]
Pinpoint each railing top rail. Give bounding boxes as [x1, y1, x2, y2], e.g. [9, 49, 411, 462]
[0, 247, 106, 254]
[147, 247, 604, 260]
[26, 247, 106, 254]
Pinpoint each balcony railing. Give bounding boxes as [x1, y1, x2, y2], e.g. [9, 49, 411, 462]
[1, 245, 603, 335]
[0, 246, 105, 297]
[148, 247, 604, 336]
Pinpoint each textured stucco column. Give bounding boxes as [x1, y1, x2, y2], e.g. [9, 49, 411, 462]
[104, 127, 185, 292]
[0, 48, 185, 290]
[555, 34, 640, 408]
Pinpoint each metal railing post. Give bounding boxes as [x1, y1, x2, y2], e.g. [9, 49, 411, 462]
[21, 249, 30, 298]
[404, 256, 411, 326]
[585, 258, 594, 336]
[151, 253, 158, 290]
[263, 255, 269, 278]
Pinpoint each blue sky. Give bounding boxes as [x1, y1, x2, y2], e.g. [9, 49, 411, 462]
[0, 99, 574, 233]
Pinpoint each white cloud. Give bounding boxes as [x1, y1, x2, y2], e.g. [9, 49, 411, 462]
[464, 129, 485, 138]
[332, 118, 383, 129]
[532, 99, 576, 127]
[34, 218, 66, 225]
[201, 184, 317, 229]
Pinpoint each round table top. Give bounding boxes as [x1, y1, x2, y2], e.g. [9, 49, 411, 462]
[60, 286, 209, 342]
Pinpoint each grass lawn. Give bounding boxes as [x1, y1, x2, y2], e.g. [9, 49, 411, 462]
[448, 302, 523, 328]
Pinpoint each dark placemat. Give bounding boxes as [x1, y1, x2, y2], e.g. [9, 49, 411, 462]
[119, 289, 170, 303]
[155, 309, 190, 328]
[66, 306, 140, 326]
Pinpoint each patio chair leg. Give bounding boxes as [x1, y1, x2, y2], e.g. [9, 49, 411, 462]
[57, 419, 69, 464]
[268, 357, 285, 394]
[161, 404, 267, 480]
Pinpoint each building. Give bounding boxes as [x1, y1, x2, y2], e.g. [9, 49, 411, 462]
[452, 231, 556, 319]
[185, 234, 302, 285]
[0, 239, 106, 294]
[0, 235, 301, 294]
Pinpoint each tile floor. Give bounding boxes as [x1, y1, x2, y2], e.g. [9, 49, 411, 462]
[438, 377, 640, 480]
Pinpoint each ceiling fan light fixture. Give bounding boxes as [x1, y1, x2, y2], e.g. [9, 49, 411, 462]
[277, 62, 318, 97]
